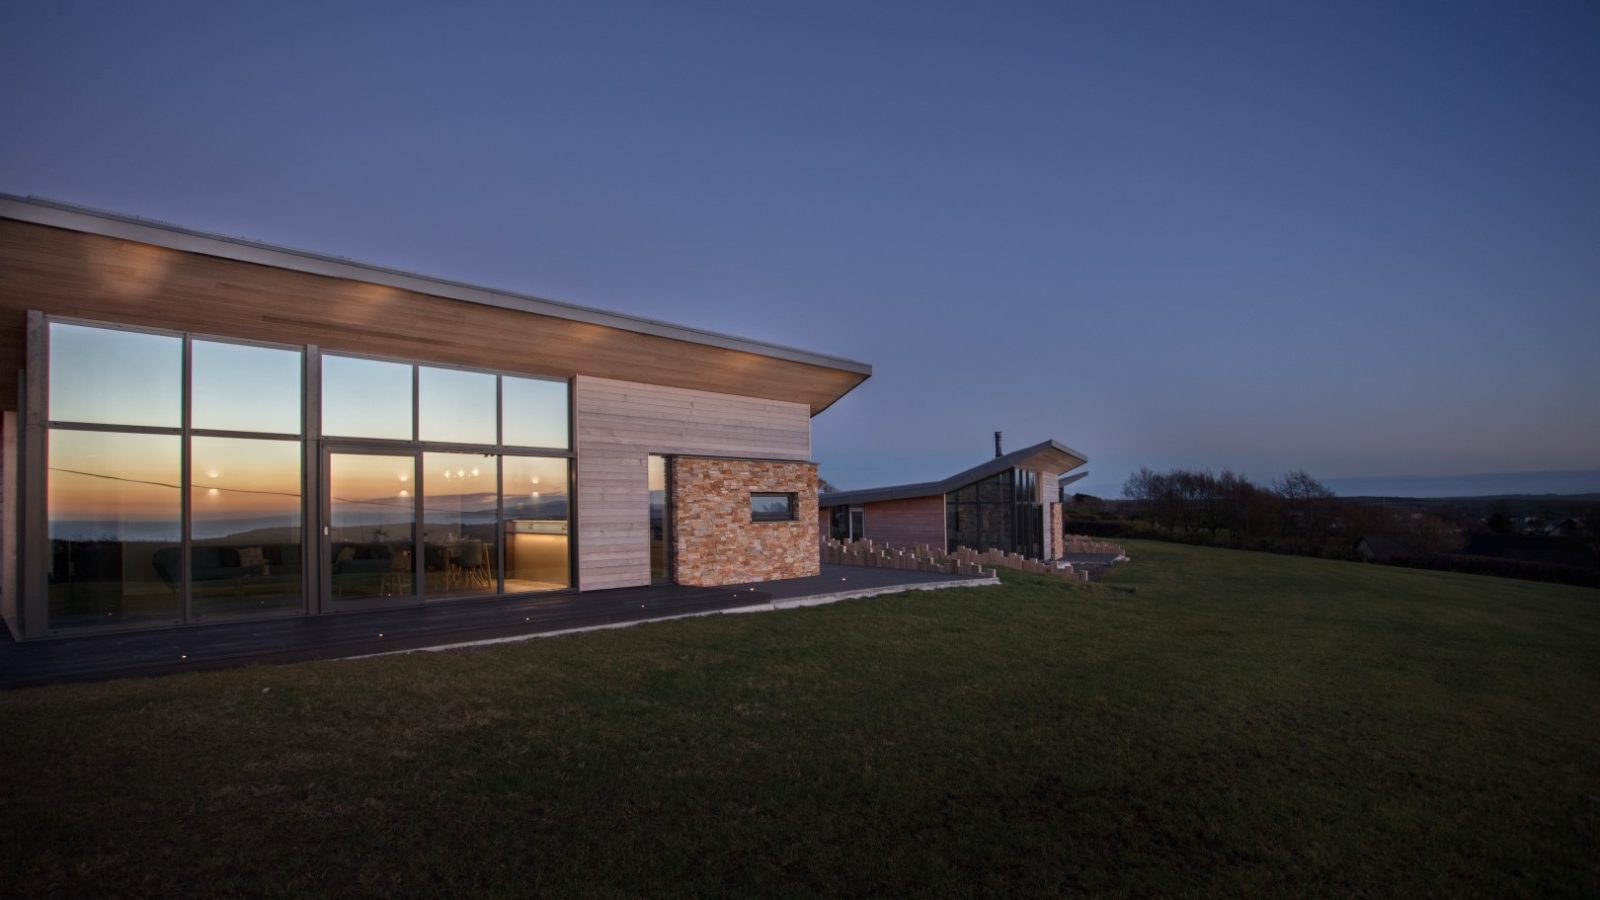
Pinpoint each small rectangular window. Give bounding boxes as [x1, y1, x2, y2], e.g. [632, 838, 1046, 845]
[751, 492, 797, 522]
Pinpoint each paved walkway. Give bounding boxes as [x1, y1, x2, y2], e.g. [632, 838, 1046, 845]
[0, 565, 994, 689]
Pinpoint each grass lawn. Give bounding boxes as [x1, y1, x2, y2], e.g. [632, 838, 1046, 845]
[3, 541, 1597, 898]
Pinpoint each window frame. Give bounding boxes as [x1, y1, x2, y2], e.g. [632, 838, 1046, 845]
[26, 314, 578, 638]
[750, 491, 798, 523]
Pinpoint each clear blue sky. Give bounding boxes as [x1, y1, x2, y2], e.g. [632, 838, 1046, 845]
[4, 0, 1597, 497]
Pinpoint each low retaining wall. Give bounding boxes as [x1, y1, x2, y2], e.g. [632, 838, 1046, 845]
[821, 538, 1101, 583]
[1059, 535, 1127, 557]
[821, 538, 994, 577]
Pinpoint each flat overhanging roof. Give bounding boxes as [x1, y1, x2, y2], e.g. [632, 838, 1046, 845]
[0, 193, 872, 378]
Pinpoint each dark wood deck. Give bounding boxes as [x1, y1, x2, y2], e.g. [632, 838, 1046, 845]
[0, 565, 988, 688]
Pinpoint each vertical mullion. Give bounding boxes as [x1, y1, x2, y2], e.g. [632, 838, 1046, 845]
[180, 335, 192, 624]
[567, 380, 578, 590]
[304, 346, 320, 616]
[413, 452, 423, 602]
[495, 378, 505, 594]
[22, 312, 48, 636]
[411, 367, 422, 601]
[495, 454, 504, 594]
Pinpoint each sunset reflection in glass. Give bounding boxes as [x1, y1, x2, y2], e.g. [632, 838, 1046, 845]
[190, 437, 303, 617]
[423, 451, 498, 595]
[47, 429, 181, 629]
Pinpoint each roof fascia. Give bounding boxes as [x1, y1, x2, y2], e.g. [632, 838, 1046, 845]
[0, 193, 872, 378]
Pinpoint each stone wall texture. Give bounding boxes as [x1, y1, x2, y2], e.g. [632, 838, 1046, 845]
[672, 457, 820, 586]
[1050, 502, 1064, 561]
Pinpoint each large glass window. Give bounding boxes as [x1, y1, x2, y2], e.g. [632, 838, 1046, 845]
[947, 468, 1038, 557]
[323, 359, 568, 450]
[502, 375, 569, 449]
[47, 430, 182, 630]
[37, 319, 575, 635]
[192, 340, 303, 435]
[423, 451, 498, 596]
[322, 355, 414, 440]
[190, 437, 303, 618]
[504, 456, 571, 591]
[43, 323, 308, 632]
[49, 322, 181, 427]
[328, 452, 416, 602]
[419, 366, 497, 445]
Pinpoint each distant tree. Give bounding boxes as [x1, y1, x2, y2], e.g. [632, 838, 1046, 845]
[1123, 467, 1179, 530]
[1122, 467, 1157, 503]
[817, 477, 838, 494]
[1216, 469, 1272, 543]
[1274, 470, 1334, 548]
[1273, 470, 1334, 504]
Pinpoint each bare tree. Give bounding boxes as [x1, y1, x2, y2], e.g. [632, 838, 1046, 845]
[1274, 470, 1334, 548]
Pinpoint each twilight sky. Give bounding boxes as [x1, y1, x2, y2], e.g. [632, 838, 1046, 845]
[3, 0, 1597, 497]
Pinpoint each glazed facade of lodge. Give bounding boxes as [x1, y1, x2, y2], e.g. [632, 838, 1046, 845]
[0, 196, 870, 640]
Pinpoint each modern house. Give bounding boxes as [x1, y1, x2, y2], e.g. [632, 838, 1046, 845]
[0, 195, 870, 641]
[818, 435, 1087, 559]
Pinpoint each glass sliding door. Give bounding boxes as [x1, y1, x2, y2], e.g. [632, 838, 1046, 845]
[327, 451, 417, 605]
[422, 451, 498, 597]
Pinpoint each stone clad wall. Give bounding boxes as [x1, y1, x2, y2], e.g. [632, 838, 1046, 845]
[1050, 502, 1064, 561]
[672, 457, 819, 586]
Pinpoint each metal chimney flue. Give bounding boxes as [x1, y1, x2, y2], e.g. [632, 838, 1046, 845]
[994, 431, 1004, 458]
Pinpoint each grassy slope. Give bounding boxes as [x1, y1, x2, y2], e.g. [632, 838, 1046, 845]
[2, 541, 1596, 899]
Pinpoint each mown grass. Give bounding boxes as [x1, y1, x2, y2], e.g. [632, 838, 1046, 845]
[3, 541, 1597, 899]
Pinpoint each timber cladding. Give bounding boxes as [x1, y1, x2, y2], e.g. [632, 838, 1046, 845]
[672, 457, 819, 586]
[0, 219, 865, 413]
[574, 376, 812, 591]
[863, 496, 946, 548]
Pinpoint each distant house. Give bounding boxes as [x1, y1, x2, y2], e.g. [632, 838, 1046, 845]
[1355, 534, 1411, 562]
[1547, 518, 1584, 537]
[1057, 471, 1089, 502]
[817, 436, 1087, 560]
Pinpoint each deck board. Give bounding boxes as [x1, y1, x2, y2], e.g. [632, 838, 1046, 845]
[0, 565, 987, 688]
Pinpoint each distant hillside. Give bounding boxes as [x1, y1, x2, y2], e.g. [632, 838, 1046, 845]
[1344, 493, 1600, 505]
[1327, 470, 1600, 499]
